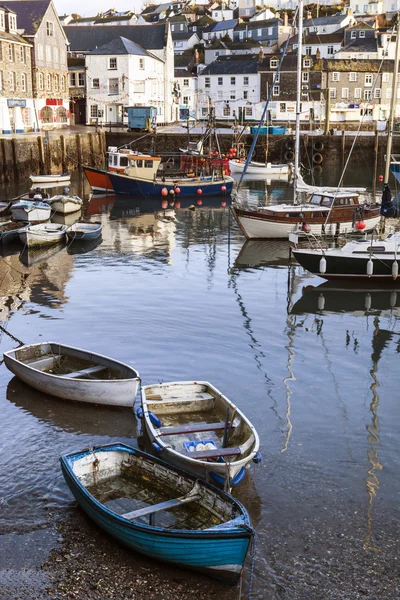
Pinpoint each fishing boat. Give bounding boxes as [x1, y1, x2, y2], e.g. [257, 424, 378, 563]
[60, 443, 254, 584]
[229, 159, 289, 176]
[139, 381, 260, 489]
[84, 147, 136, 192]
[66, 221, 102, 242]
[30, 173, 70, 184]
[232, 191, 381, 239]
[11, 201, 51, 223]
[0, 220, 26, 244]
[3, 342, 140, 406]
[293, 231, 400, 282]
[19, 223, 67, 248]
[47, 194, 83, 215]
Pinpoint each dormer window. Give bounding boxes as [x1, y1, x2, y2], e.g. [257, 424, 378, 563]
[0, 12, 5, 30]
[303, 58, 311, 68]
[270, 58, 278, 68]
[351, 30, 356, 39]
[9, 14, 16, 31]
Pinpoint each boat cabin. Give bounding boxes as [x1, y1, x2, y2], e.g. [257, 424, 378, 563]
[107, 147, 130, 172]
[308, 192, 359, 207]
[124, 154, 162, 180]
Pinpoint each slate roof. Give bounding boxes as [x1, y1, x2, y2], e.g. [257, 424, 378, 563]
[190, 15, 215, 26]
[174, 53, 193, 67]
[174, 68, 195, 77]
[1, 0, 50, 35]
[87, 36, 163, 60]
[289, 30, 344, 45]
[172, 32, 197, 40]
[203, 18, 237, 32]
[342, 38, 378, 52]
[235, 18, 282, 31]
[64, 23, 167, 51]
[303, 13, 347, 27]
[201, 55, 259, 75]
[0, 28, 30, 44]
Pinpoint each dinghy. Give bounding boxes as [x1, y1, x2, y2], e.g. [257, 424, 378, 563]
[19, 223, 67, 248]
[60, 443, 254, 584]
[4, 342, 140, 406]
[30, 173, 70, 184]
[47, 194, 83, 215]
[11, 201, 51, 223]
[66, 221, 102, 242]
[139, 381, 260, 489]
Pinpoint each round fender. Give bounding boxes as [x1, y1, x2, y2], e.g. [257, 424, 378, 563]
[152, 442, 162, 454]
[285, 150, 295, 161]
[136, 407, 144, 419]
[314, 140, 324, 152]
[252, 451, 262, 464]
[313, 152, 323, 165]
[148, 410, 162, 428]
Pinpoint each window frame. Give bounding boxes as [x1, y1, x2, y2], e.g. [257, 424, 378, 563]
[108, 57, 117, 70]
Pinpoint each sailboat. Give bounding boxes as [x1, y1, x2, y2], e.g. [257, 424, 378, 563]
[231, 0, 380, 239]
[292, 18, 400, 282]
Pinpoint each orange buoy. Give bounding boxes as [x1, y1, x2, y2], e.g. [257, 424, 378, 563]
[175, 187, 181, 194]
[161, 187, 168, 196]
[221, 185, 227, 192]
[197, 189, 202, 195]
[197, 199, 203, 206]
[356, 221, 366, 230]
[161, 200, 168, 209]
[221, 200, 227, 207]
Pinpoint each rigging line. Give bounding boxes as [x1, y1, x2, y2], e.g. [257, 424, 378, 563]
[236, 5, 300, 191]
[0, 323, 24, 346]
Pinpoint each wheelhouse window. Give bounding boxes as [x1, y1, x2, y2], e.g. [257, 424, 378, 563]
[144, 160, 153, 168]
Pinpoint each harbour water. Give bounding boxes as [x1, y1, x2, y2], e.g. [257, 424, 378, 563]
[0, 170, 399, 599]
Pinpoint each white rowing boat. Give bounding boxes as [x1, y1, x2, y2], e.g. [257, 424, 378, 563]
[4, 342, 140, 407]
[229, 159, 290, 176]
[30, 174, 70, 184]
[19, 223, 67, 248]
[139, 381, 260, 489]
[47, 195, 83, 215]
[11, 201, 51, 223]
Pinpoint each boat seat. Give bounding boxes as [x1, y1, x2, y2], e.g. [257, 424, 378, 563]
[146, 392, 214, 404]
[186, 447, 241, 460]
[59, 365, 107, 379]
[121, 484, 201, 521]
[25, 355, 60, 370]
[158, 421, 234, 436]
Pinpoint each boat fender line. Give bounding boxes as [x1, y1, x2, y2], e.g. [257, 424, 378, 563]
[313, 153, 323, 165]
[319, 256, 327, 275]
[284, 151, 295, 162]
[252, 451, 262, 464]
[152, 442, 163, 454]
[209, 466, 246, 488]
[314, 141, 324, 152]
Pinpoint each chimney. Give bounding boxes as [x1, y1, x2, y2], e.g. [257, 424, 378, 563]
[275, 11, 280, 19]
[258, 45, 264, 62]
[307, 11, 312, 19]
[283, 11, 288, 27]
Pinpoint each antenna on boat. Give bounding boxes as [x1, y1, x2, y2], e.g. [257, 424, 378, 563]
[384, 13, 400, 186]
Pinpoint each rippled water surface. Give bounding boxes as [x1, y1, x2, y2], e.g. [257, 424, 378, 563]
[0, 171, 399, 597]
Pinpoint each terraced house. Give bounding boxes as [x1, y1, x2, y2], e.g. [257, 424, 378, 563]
[2, 0, 70, 130]
[0, 6, 32, 133]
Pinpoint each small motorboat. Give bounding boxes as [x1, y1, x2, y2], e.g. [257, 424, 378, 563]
[19, 223, 67, 248]
[139, 381, 260, 489]
[4, 342, 140, 406]
[66, 221, 102, 242]
[229, 159, 290, 176]
[30, 173, 70, 184]
[47, 194, 83, 215]
[60, 443, 254, 584]
[11, 201, 51, 223]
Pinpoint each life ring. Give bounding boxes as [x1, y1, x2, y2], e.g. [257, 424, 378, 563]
[313, 165, 323, 174]
[285, 140, 295, 151]
[314, 141, 324, 152]
[285, 150, 295, 161]
[313, 152, 323, 165]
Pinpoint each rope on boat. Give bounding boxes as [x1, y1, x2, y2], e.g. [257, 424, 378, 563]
[247, 530, 257, 599]
[0, 323, 24, 346]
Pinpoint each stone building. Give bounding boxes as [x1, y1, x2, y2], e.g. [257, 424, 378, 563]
[2, 0, 70, 129]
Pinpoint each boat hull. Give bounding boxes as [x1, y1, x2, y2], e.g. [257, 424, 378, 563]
[30, 174, 70, 184]
[48, 199, 82, 215]
[11, 204, 51, 223]
[84, 167, 114, 192]
[66, 222, 102, 242]
[3, 342, 140, 406]
[108, 172, 234, 198]
[19, 224, 67, 248]
[232, 208, 381, 240]
[60, 444, 253, 584]
[229, 159, 289, 175]
[293, 249, 400, 281]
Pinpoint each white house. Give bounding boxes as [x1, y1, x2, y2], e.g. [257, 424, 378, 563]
[174, 69, 198, 120]
[172, 31, 200, 54]
[211, 7, 235, 20]
[289, 31, 344, 58]
[249, 8, 276, 21]
[197, 55, 262, 121]
[349, 0, 384, 14]
[202, 19, 238, 43]
[86, 37, 165, 125]
[303, 11, 355, 35]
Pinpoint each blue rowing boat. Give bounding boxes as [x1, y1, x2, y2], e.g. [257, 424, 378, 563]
[60, 443, 253, 584]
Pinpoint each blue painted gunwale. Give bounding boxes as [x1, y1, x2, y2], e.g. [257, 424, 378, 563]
[60, 443, 253, 584]
[107, 172, 234, 198]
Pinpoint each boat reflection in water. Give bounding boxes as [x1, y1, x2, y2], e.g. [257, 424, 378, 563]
[291, 282, 400, 316]
[6, 377, 140, 438]
[86, 193, 117, 216]
[51, 209, 82, 226]
[234, 239, 291, 270]
[67, 236, 103, 255]
[19, 242, 65, 267]
[110, 195, 232, 219]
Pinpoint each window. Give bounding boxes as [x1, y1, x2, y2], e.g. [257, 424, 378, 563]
[382, 72, 389, 82]
[332, 72, 340, 82]
[214, 51, 219, 57]
[244, 90, 248, 99]
[0, 12, 4, 29]
[374, 88, 381, 99]
[78, 72, 85, 86]
[349, 72, 357, 82]
[9, 71, 14, 91]
[273, 85, 279, 95]
[342, 87, 349, 99]
[268, 27, 272, 35]
[365, 74, 373, 86]
[364, 89, 372, 100]
[217, 90, 223, 99]
[90, 105, 98, 118]
[8, 44, 13, 62]
[359, 31, 365, 38]
[183, 78, 189, 86]
[38, 43, 43, 61]
[46, 45, 51, 62]
[230, 91, 235, 100]
[243, 76, 249, 86]
[361, 107, 373, 116]
[139, 58, 144, 69]
[351, 30, 356, 39]
[144, 160, 153, 167]
[54, 74, 58, 91]
[306, 46, 312, 55]
[230, 77, 235, 85]
[9, 14, 16, 31]
[60, 75, 65, 91]
[223, 105, 230, 116]
[257, 28, 262, 36]
[46, 73, 51, 91]
[53, 47, 58, 64]
[109, 78, 119, 94]
[109, 57, 117, 69]
[18, 71, 26, 92]
[92, 78, 99, 89]
[354, 87, 361, 98]
[38, 72, 43, 90]
[0, 71, 2, 90]
[205, 76, 210, 89]
[330, 88, 336, 99]
[239, 31, 244, 40]
[302, 72, 309, 83]
[275, 73, 280, 83]
[280, 102, 286, 112]
[270, 59, 278, 68]
[201, 107, 208, 117]
[303, 59, 311, 68]
[69, 72, 76, 87]
[327, 45, 334, 55]
[245, 106, 252, 117]
[183, 95, 189, 104]
[386, 88, 392, 99]
[20, 46, 25, 63]
[46, 21, 54, 36]
[218, 76, 223, 85]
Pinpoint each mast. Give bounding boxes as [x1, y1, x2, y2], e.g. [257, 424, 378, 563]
[294, 0, 304, 202]
[384, 16, 400, 184]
